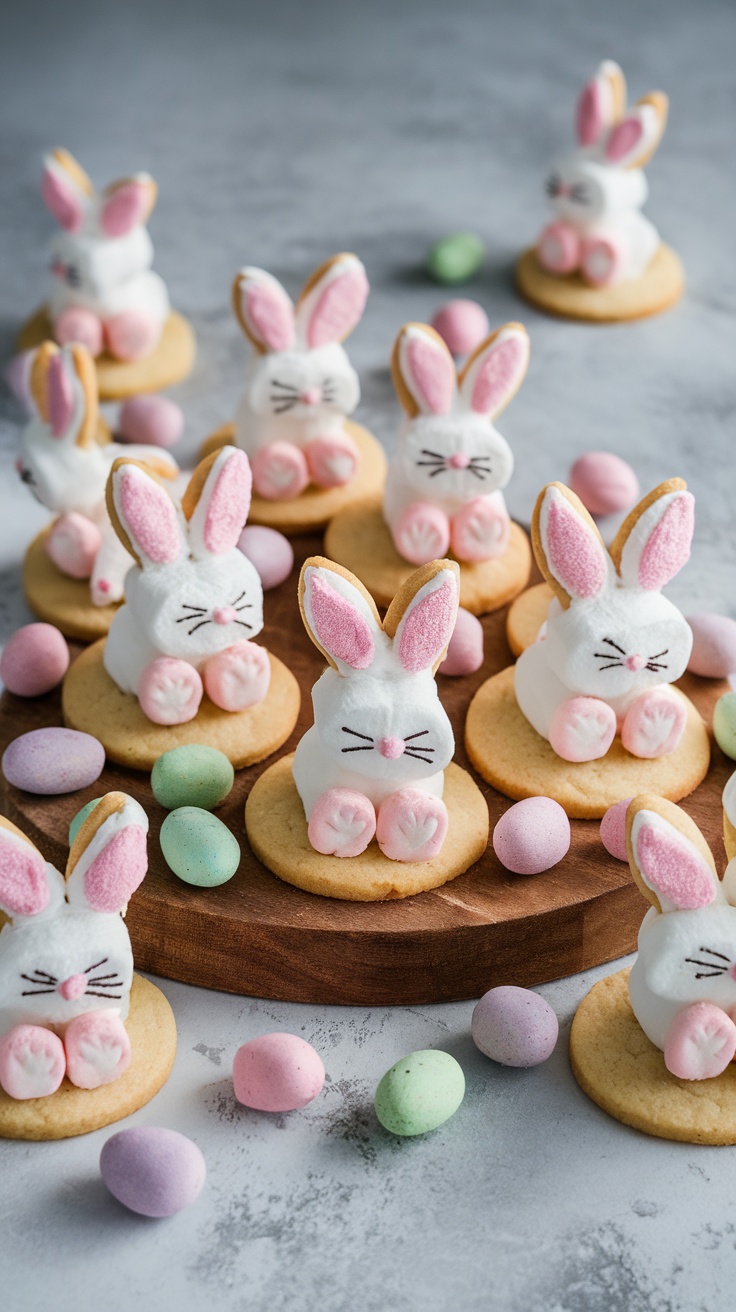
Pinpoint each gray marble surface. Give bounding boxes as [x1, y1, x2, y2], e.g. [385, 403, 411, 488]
[1, 0, 736, 1308]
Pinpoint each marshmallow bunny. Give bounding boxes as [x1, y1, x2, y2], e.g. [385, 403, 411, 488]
[627, 792, 736, 1081]
[536, 61, 668, 287]
[41, 148, 170, 361]
[383, 322, 529, 566]
[104, 446, 269, 725]
[18, 341, 177, 607]
[293, 556, 459, 861]
[231, 254, 369, 500]
[515, 479, 694, 762]
[0, 792, 148, 1100]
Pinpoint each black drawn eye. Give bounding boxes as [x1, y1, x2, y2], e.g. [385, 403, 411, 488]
[545, 173, 561, 198]
[19, 467, 36, 487]
[66, 264, 81, 287]
[569, 183, 590, 205]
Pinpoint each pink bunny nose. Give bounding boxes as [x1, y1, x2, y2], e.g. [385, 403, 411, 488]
[626, 654, 645, 672]
[58, 974, 87, 1001]
[300, 388, 322, 406]
[378, 736, 405, 760]
[213, 606, 237, 625]
[449, 453, 470, 469]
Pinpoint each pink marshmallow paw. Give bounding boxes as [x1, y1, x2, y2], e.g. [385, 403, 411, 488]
[664, 1003, 736, 1081]
[0, 1024, 66, 1100]
[450, 497, 510, 562]
[105, 310, 162, 362]
[138, 657, 203, 725]
[376, 788, 448, 862]
[251, 441, 310, 501]
[305, 432, 359, 489]
[392, 503, 451, 566]
[308, 788, 377, 858]
[64, 1011, 131, 1089]
[54, 306, 104, 357]
[580, 234, 625, 288]
[620, 689, 687, 759]
[203, 640, 270, 712]
[45, 512, 101, 580]
[549, 696, 617, 763]
[537, 222, 580, 275]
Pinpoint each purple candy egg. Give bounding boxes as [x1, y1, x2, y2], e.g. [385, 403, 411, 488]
[2, 728, 105, 794]
[493, 796, 570, 875]
[472, 985, 558, 1067]
[117, 395, 184, 449]
[100, 1127, 206, 1217]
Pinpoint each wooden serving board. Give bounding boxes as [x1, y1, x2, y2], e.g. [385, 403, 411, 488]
[0, 534, 729, 1006]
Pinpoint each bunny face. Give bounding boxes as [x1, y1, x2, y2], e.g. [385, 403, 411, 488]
[19, 342, 104, 516]
[245, 343, 360, 426]
[545, 153, 647, 226]
[51, 226, 155, 302]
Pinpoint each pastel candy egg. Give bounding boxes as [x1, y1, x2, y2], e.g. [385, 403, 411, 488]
[100, 1127, 206, 1217]
[151, 745, 234, 811]
[233, 1033, 325, 1112]
[2, 728, 105, 795]
[431, 300, 490, 357]
[160, 807, 240, 886]
[569, 453, 640, 516]
[439, 607, 484, 676]
[117, 395, 184, 448]
[686, 614, 736, 679]
[426, 233, 485, 285]
[714, 693, 736, 761]
[68, 796, 103, 845]
[374, 1050, 465, 1136]
[472, 985, 558, 1067]
[493, 796, 570, 874]
[237, 525, 294, 591]
[0, 623, 70, 696]
[600, 797, 633, 861]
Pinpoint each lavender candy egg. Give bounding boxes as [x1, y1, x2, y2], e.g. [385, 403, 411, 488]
[600, 797, 633, 862]
[431, 300, 490, 358]
[472, 986, 558, 1067]
[0, 623, 69, 696]
[439, 608, 484, 677]
[686, 614, 736, 679]
[2, 728, 105, 795]
[493, 796, 570, 875]
[238, 526, 294, 591]
[569, 453, 639, 517]
[117, 395, 184, 449]
[100, 1127, 206, 1218]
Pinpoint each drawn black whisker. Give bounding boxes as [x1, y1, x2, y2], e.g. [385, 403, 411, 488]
[694, 971, 728, 980]
[181, 603, 207, 612]
[596, 662, 624, 671]
[231, 591, 246, 605]
[87, 980, 122, 988]
[235, 604, 253, 612]
[602, 638, 626, 654]
[341, 745, 374, 753]
[86, 973, 120, 983]
[85, 991, 123, 999]
[273, 402, 299, 414]
[468, 467, 487, 480]
[272, 381, 299, 391]
[686, 959, 728, 971]
[594, 653, 623, 660]
[233, 620, 253, 630]
[85, 958, 108, 974]
[416, 461, 446, 469]
[404, 731, 429, 741]
[21, 989, 57, 996]
[404, 750, 435, 762]
[188, 620, 211, 635]
[21, 973, 57, 985]
[429, 467, 447, 478]
[649, 649, 669, 660]
[420, 450, 446, 460]
[646, 663, 667, 672]
[698, 947, 730, 961]
[342, 727, 374, 741]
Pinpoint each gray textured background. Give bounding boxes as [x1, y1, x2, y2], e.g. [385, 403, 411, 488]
[1, 1, 736, 1309]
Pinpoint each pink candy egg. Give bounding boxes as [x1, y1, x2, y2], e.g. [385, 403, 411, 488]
[472, 985, 558, 1067]
[569, 452, 640, 516]
[117, 395, 184, 448]
[686, 614, 736, 679]
[233, 1033, 325, 1112]
[100, 1127, 206, 1217]
[439, 607, 484, 676]
[431, 300, 490, 357]
[600, 797, 633, 862]
[0, 623, 70, 697]
[238, 525, 294, 591]
[493, 796, 570, 875]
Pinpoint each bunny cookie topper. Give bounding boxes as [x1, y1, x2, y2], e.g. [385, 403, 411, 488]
[383, 321, 529, 566]
[19, 341, 177, 610]
[515, 479, 695, 763]
[292, 556, 460, 862]
[231, 254, 369, 500]
[103, 446, 271, 725]
[0, 793, 148, 1100]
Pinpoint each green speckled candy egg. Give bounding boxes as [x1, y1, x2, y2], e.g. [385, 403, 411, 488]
[714, 693, 736, 760]
[68, 797, 102, 845]
[151, 745, 234, 811]
[426, 233, 485, 285]
[160, 807, 240, 887]
[374, 1049, 465, 1136]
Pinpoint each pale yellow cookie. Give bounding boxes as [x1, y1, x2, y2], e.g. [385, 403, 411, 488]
[23, 528, 120, 641]
[515, 243, 684, 323]
[570, 967, 736, 1145]
[18, 307, 195, 400]
[324, 500, 531, 615]
[245, 754, 489, 901]
[0, 974, 176, 1142]
[62, 639, 300, 771]
[505, 582, 553, 657]
[197, 421, 387, 535]
[464, 665, 710, 819]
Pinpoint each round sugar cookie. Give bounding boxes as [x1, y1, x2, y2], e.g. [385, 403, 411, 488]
[23, 529, 120, 642]
[62, 639, 300, 771]
[515, 244, 684, 323]
[570, 967, 736, 1145]
[198, 422, 387, 536]
[506, 582, 553, 657]
[0, 974, 176, 1142]
[18, 307, 195, 400]
[465, 666, 710, 820]
[245, 754, 489, 902]
[324, 500, 531, 615]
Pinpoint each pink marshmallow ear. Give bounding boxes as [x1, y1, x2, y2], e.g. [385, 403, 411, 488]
[82, 824, 148, 912]
[233, 269, 295, 353]
[100, 176, 155, 237]
[46, 351, 75, 437]
[301, 565, 377, 672]
[41, 154, 88, 232]
[109, 461, 184, 568]
[632, 811, 718, 912]
[393, 325, 456, 417]
[0, 826, 50, 918]
[393, 570, 459, 673]
[614, 487, 694, 592]
[184, 447, 253, 559]
[459, 326, 530, 417]
[536, 485, 609, 605]
[604, 97, 667, 169]
[576, 77, 609, 146]
[297, 255, 369, 348]
[606, 115, 644, 163]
